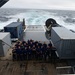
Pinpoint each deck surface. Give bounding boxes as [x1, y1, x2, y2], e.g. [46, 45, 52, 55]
[0, 44, 68, 75]
[0, 60, 57, 75]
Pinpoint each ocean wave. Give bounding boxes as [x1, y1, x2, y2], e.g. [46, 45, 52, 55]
[0, 9, 75, 31]
[0, 16, 12, 22]
[64, 18, 75, 24]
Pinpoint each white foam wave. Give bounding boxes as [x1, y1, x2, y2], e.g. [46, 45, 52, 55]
[0, 10, 75, 31]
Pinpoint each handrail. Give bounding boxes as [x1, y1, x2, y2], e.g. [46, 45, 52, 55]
[56, 66, 72, 69]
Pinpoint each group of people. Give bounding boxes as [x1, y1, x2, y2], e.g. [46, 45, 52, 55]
[12, 39, 57, 61]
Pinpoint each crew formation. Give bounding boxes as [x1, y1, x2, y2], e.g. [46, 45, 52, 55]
[12, 39, 57, 61]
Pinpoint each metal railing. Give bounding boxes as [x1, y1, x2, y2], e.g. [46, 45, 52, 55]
[56, 66, 75, 75]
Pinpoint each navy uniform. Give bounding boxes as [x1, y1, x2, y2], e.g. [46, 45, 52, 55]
[20, 45, 25, 60]
[12, 47, 17, 60]
[51, 47, 57, 63]
[30, 39, 33, 42]
[39, 44, 43, 60]
[23, 43, 27, 47]
[29, 42, 33, 48]
[32, 45, 36, 60]
[43, 42, 47, 48]
[28, 46, 32, 60]
[40, 45, 44, 60]
[44, 47, 48, 61]
[21, 45, 25, 50]
[36, 46, 41, 60]
[26, 42, 29, 48]
[38, 41, 42, 48]
[43, 45, 47, 61]
[35, 43, 39, 49]
[27, 40, 30, 45]
[23, 47, 27, 60]
[48, 42, 52, 48]
[35, 41, 38, 47]
[15, 43, 20, 48]
[45, 46, 51, 61]
[16, 46, 22, 60]
[22, 40, 26, 45]
[16, 40, 20, 44]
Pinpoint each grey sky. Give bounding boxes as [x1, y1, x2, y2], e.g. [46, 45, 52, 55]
[2, 0, 75, 10]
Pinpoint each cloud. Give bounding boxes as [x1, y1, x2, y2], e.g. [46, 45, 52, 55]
[2, 0, 75, 10]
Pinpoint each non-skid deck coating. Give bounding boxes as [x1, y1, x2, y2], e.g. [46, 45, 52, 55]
[0, 45, 68, 75]
[0, 61, 57, 75]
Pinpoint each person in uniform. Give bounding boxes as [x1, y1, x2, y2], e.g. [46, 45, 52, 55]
[46, 46, 51, 61]
[43, 42, 47, 48]
[32, 45, 36, 60]
[38, 41, 42, 48]
[23, 47, 28, 60]
[28, 46, 32, 60]
[29, 41, 33, 48]
[36, 46, 41, 60]
[22, 40, 26, 45]
[48, 41, 52, 48]
[16, 46, 22, 60]
[12, 46, 17, 60]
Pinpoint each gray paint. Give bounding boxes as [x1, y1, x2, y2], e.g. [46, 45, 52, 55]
[24, 25, 49, 44]
[51, 27, 75, 59]
[17, 23, 23, 39]
[0, 40, 4, 56]
[4, 22, 23, 39]
[3, 33, 11, 56]
[24, 31, 49, 43]
[0, 32, 11, 56]
[5, 22, 22, 27]
[51, 27, 61, 55]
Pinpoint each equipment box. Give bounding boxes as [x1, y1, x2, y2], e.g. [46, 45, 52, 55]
[51, 27, 75, 59]
[0, 32, 11, 56]
[4, 22, 23, 39]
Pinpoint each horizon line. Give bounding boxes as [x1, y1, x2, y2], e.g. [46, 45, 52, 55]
[1, 7, 75, 11]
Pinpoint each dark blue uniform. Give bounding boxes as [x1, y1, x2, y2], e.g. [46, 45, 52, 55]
[43, 43, 47, 48]
[43, 46, 47, 61]
[27, 47, 32, 60]
[15, 44, 20, 48]
[50, 47, 57, 63]
[38, 42, 42, 48]
[29, 43, 33, 48]
[22, 41, 26, 45]
[12, 48, 17, 60]
[40, 46, 44, 59]
[23, 47, 28, 60]
[44, 46, 51, 61]
[48, 42, 52, 48]
[32, 46, 36, 59]
[36, 47, 41, 60]
[15, 47, 22, 60]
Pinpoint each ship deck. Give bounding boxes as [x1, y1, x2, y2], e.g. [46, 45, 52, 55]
[0, 25, 73, 75]
[0, 60, 56, 75]
[0, 46, 68, 75]
[0, 60, 67, 75]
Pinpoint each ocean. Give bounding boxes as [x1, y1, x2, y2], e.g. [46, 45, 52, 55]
[0, 8, 75, 31]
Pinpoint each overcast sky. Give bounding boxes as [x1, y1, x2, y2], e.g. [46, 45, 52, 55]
[2, 0, 75, 10]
